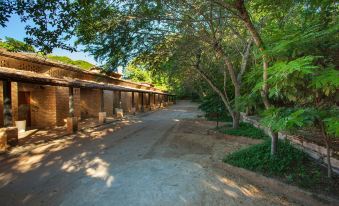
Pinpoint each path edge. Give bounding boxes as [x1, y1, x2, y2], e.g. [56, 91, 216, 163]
[214, 162, 339, 206]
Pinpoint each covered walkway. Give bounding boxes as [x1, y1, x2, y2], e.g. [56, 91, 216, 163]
[0, 49, 175, 151]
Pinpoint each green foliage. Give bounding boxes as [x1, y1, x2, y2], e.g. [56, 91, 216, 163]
[0, 1, 79, 53]
[124, 61, 170, 91]
[311, 67, 339, 96]
[256, 56, 319, 101]
[261, 108, 310, 132]
[199, 94, 225, 114]
[263, 24, 339, 58]
[218, 122, 269, 139]
[47, 55, 94, 70]
[124, 63, 152, 83]
[199, 93, 232, 122]
[75, 0, 166, 69]
[224, 140, 329, 189]
[324, 117, 339, 137]
[261, 107, 339, 138]
[0, 37, 35, 52]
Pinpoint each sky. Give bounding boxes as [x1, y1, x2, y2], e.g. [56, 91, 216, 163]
[0, 15, 98, 65]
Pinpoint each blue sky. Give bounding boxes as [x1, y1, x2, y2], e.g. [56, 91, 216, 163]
[0, 15, 98, 65]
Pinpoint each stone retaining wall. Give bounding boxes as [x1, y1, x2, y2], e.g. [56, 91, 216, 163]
[240, 113, 339, 174]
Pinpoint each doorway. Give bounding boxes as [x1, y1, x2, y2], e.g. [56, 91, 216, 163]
[18, 91, 31, 127]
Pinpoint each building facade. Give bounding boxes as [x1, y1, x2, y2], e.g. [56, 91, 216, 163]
[0, 49, 175, 132]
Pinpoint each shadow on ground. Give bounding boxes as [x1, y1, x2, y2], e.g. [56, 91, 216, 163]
[0, 101, 297, 206]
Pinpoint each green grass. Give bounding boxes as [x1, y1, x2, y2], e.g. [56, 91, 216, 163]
[224, 140, 338, 192]
[218, 122, 269, 139]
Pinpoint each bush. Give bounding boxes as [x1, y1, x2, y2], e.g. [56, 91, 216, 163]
[224, 140, 330, 189]
[199, 94, 230, 122]
[218, 122, 269, 139]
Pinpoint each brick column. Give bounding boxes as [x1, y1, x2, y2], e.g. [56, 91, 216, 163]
[3, 80, 12, 127]
[99, 89, 106, 123]
[131, 92, 136, 115]
[148, 93, 151, 110]
[158, 94, 160, 108]
[69, 87, 75, 117]
[141, 92, 144, 112]
[67, 87, 78, 133]
[118, 91, 122, 108]
[132, 92, 135, 108]
[1, 80, 18, 148]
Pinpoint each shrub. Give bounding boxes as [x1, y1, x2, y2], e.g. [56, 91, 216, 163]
[219, 122, 269, 139]
[224, 140, 328, 189]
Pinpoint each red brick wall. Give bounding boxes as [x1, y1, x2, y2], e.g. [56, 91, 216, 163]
[55, 87, 68, 126]
[144, 93, 150, 108]
[112, 91, 121, 113]
[80, 88, 101, 118]
[0, 54, 162, 92]
[55, 87, 81, 126]
[18, 83, 57, 128]
[0, 82, 19, 127]
[156, 94, 159, 106]
[121, 92, 132, 113]
[137, 92, 143, 110]
[0, 82, 2, 126]
[1, 54, 165, 94]
[74, 88, 81, 119]
[104, 90, 113, 116]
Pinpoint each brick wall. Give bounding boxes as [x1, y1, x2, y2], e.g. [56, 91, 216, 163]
[80, 88, 101, 118]
[0, 54, 163, 93]
[155, 94, 159, 106]
[1, 82, 58, 128]
[104, 90, 113, 116]
[74, 88, 81, 119]
[112, 91, 120, 113]
[0, 82, 19, 127]
[19, 84, 57, 128]
[55, 87, 81, 126]
[55, 87, 69, 126]
[131, 92, 140, 111]
[121, 92, 132, 113]
[0, 82, 2, 126]
[136, 92, 141, 111]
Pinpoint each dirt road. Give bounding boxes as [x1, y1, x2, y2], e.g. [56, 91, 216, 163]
[0, 101, 298, 206]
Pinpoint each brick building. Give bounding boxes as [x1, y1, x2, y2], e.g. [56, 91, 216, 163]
[0, 49, 174, 148]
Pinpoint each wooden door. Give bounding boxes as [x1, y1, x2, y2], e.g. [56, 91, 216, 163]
[18, 91, 31, 127]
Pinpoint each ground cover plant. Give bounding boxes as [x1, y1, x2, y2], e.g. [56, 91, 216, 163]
[224, 140, 339, 196]
[218, 122, 269, 140]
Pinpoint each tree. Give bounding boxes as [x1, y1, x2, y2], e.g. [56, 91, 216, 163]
[0, 0, 80, 53]
[1, 0, 338, 163]
[0, 37, 35, 52]
[260, 54, 338, 177]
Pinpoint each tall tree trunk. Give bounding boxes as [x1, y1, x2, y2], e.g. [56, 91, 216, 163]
[232, 111, 240, 129]
[235, 0, 275, 152]
[215, 46, 241, 128]
[215, 0, 275, 153]
[233, 0, 270, 109]
[193, 59, 238, 128]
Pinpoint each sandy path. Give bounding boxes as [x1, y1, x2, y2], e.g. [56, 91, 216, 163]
[0, 100, 298, 206]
